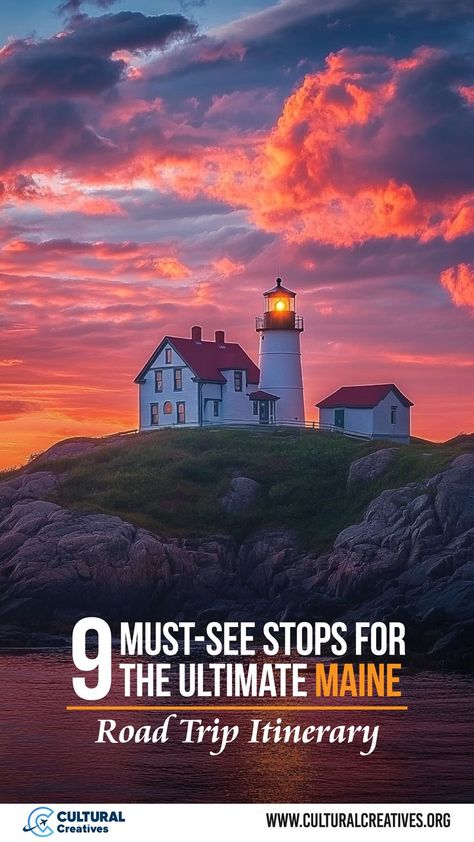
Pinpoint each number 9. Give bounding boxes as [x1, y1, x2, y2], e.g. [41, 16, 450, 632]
[72, 617, 112, 700]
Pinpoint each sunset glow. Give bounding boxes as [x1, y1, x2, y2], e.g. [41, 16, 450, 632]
[1, 0, 473, 468]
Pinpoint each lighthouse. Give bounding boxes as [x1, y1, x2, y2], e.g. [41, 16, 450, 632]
[256, 278, 305, 423]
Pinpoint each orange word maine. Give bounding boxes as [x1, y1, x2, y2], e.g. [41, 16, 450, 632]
[315, 663, 402, 697]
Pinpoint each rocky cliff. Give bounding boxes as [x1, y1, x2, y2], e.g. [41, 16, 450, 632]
[0, 450, 473, 666]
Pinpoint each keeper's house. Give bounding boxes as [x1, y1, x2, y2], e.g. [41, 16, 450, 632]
[134, 326, 273, 429]
[316, 384, 413, 444]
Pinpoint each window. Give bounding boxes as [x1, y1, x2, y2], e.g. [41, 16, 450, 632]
[253, 401, 258, 416]
[165, 348, 172, 364]
[163, 401, 173, 415]
[150, 403, 159, 426]
[234, 370, 243, 392]
[213, 400, 219, 417]
[154, 370, 163, 392]
[177, 401, 186, 424]
[391, 406, 397, 425]
[174, 368, 183, 391]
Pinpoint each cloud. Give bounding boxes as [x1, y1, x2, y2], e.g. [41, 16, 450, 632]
[62, 11, 196, 56]
[0, 400, 40, 421]
[0, 236, 192, 281]
[179, 0, 207, 10]
[440, 263, 474, 311]
[213, 257, 244, 276]
[0, 101, 115, 174]
[0, 13, 196, 99]
[0, 12, 196, 184]
[213, 0, 474, 43]
[203, 46, 474, 246]
[204, 89, 278, 128]
[57, 0, 117, 16]
[141, 34, 245, 81]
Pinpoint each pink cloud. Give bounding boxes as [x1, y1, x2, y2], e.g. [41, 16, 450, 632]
[440, 263, 474, 311]
[213, 257, 245, 277]
[0, 237, 191, 280]
[459, 85, 474, 105]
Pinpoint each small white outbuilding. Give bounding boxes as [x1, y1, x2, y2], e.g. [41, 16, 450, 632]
[316, 384, 413, 443]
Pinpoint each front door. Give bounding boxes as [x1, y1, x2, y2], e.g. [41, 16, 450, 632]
[259, 401, 269, 424]
[334, 408, 345, 429]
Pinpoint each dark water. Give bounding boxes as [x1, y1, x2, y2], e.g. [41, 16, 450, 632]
[1, 649, 473, 803]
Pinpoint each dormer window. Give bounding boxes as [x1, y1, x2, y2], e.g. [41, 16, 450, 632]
[165, 348, 172, 364]
[234, 371, 243, 392]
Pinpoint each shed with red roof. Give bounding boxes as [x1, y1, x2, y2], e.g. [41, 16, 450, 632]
[316, 384, 413, 443]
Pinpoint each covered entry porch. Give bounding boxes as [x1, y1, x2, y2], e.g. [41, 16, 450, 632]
[249, 390, 279, 424]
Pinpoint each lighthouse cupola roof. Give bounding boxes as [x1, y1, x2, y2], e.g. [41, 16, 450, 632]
[263, 277, 296, 298]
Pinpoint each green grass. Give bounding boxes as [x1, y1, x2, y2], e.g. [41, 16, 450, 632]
[27, 428, 473, 552]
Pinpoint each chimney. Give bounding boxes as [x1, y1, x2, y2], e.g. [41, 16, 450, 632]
[191, 325, 202, 342]
[215, 330, 225, 345]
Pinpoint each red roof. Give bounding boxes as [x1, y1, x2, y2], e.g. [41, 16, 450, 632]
[316, 384, 413, 409]
[135, 336, 259, 384]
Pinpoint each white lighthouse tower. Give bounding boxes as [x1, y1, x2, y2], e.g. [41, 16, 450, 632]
[256, 278, 305, 423]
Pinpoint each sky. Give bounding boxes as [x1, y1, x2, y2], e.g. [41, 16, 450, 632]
[0, 0, 473, 468]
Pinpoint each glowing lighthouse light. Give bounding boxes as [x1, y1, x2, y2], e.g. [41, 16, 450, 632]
[256, 277, 305, 422]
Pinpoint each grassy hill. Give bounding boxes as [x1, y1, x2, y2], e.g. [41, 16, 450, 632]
[22, 427, 474, 553]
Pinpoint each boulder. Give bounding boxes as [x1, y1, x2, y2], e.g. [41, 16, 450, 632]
[347, 448, 397, 487]
[220, 476, 260, 513]
[323, 454, 474, 632]
[27, 434, 132, 467]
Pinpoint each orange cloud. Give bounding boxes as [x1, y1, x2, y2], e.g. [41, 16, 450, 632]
[200, 48, 474, 246]
[443, 203, 474, 241]
[440, 263, 474, 311]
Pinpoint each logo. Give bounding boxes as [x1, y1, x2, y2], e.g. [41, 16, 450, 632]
[23, 807, 54, 837]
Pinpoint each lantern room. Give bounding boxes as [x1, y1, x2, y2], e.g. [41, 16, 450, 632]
[256, 278, 304, 331]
